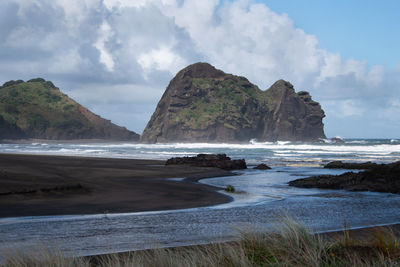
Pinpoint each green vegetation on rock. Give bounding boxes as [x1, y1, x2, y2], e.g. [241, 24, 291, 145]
[225, 184, 235, 193]
[170, 76, 261, 131]
[0, 78, 139, 140]
[141, 62, 326, 143]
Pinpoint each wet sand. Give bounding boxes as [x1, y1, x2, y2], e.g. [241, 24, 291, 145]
[0, 153, 233, 218]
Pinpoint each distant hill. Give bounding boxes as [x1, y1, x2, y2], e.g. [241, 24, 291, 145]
[141, 62, 326, 143]
[0, 78, 139, 141]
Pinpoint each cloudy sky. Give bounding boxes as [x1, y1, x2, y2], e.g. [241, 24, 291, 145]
[1, 0, 399, 138]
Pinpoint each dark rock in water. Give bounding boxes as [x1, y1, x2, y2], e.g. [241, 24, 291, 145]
[141, 62, 326, 143]
[324, 161, 379, 169]
[165, 153, 247, 170]
[0, 78, 140, 141]
[254, 163, 271, 170]
[289, 161, 400, 194]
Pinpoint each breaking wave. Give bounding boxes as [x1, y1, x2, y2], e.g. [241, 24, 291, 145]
[1, 139, 399, 165]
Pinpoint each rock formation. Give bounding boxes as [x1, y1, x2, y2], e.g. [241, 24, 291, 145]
[254, 163, 271, 170]
[141, 62, 326, 143]
[324, 161, 380, 169]
[0, 78, 139, 140]
[166, 154, 247, 170]
[289, 161, 400, 194]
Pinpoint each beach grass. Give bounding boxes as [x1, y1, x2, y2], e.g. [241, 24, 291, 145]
[3, 218, 400, 266]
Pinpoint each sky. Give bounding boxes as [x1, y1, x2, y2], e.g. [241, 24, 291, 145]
[0, 0, 399, 138]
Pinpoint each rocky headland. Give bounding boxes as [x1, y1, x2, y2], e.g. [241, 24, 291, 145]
[141, 62, 326, 143]
[289, 161, 400, 194]
[0, 78, 139, 140]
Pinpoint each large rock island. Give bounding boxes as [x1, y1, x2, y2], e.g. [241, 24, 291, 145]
[141, 62, 326, 143]
[0, 79, 139, 140]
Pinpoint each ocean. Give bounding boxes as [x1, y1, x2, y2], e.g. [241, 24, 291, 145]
[1, 138, 400, 165]
[0, 139, 400, 258]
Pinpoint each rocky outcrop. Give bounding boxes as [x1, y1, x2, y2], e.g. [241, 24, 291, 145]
[289, 161, 400, 194]
[166, 154, 247, 170]
[141, 62, 325, 143]
[0, 78, 140, 141]
[324, 161, 380, 169]
[254, 163, 271, 170]
[0, 115, 26, 139]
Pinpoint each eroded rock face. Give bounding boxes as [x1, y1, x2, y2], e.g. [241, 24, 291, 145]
[166, 154, 247, 170]
[0, 115, 26, 139]
[141, 62, 326, 143]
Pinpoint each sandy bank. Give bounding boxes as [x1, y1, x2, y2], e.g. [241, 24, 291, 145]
[0, 153, 233, 218]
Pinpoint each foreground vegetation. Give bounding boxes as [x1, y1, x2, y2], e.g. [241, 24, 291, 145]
[3, 218, 399, 266]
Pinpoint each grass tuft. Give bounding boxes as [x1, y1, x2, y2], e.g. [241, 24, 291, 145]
[2, 218, 400, 266]
[225, 184, 235, 193]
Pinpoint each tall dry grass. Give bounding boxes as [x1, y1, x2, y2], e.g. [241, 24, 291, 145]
[2, 247, 90, 267]
[2, 218, 400, 266]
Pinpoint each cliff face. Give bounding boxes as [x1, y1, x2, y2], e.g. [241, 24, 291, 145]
[0, 78, 140, 141]
[141, 63, 325, 143]
[260, 80, 326, 142]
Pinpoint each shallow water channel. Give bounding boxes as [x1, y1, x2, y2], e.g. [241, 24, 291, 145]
[0, 166, 399, 258]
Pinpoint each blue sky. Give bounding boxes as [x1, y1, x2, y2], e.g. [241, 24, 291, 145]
[261, 0, 400, 68]
[258, 0, 400, 138]
[0, 0, 399, 139]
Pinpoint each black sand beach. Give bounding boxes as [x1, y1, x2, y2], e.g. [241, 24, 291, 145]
[0, 153, 233, 218]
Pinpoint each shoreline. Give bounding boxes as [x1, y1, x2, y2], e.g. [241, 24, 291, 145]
[0, 153, 234, 218]
[0, 139, 135, 144]
[2, 152, 400, 263]
[83, 222, 400, 261]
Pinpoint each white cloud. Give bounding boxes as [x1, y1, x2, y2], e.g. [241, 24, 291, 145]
[160, 0, 326, 88]
[323, 99, 365, 119]
[378, 99, 400, 122]
[366, 65, 384, 86]
[0, 0, 399, 137]
[49, 49, 86, 74]
[337, 100, 365, 117]
[50, 0, 100, 25]
[69, 83, 162, 104]
[138, 46, 186, 75]
[103, 0, 148, 10]
[94, 21, 115, 72]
